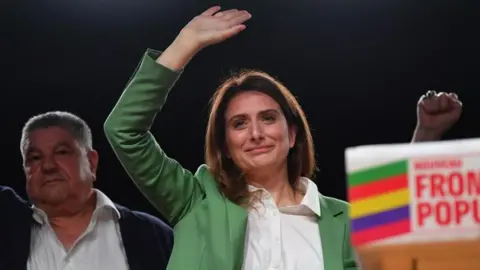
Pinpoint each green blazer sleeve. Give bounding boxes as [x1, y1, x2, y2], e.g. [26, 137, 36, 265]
[104, 49, 206, 225]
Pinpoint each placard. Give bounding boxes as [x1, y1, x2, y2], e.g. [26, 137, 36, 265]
[346, 138, 480, 247]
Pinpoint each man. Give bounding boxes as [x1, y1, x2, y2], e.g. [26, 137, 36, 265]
[0, 111, 173, 270]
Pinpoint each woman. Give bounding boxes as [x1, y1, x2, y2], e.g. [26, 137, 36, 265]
[104, 6, 357, 270]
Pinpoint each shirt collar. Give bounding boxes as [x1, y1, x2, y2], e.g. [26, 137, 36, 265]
[32, 189, 121, 225]
[299, 177, 321, 217]
[247, 177, 321, 217]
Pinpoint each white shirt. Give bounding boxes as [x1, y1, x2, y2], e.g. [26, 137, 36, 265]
[27, 189, 129, 270]
[243, 177, 324, 270]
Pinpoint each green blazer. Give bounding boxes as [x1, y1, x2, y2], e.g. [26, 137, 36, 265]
[104, 49, 358, 270]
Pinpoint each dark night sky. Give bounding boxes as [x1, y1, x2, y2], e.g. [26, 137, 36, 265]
[2, 0, 479, 222]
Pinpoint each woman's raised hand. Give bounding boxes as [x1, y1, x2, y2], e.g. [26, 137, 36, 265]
[178, 6, 252, 52]
[157, 6, 251, 71]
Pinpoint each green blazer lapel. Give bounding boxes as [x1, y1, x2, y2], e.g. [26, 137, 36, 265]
[318, 195, 346, 270]
[226, 200, 248, 270]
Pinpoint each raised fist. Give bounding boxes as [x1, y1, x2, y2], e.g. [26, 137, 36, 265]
[416, 90, 462, 137]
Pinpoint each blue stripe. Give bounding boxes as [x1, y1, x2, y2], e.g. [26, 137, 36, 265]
[351, 205, 410, 232]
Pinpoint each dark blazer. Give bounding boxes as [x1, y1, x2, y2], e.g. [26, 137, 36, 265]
[0, 185, 173, 270]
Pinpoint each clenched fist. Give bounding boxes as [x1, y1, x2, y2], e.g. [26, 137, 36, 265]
[412, 90, 462, 142]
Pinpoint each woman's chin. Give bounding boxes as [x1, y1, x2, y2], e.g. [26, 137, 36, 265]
[246, 156, 281, 170]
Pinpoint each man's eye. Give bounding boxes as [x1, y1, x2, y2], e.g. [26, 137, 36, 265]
[26, 155, 41, 163]
[56, 149, 70, 155]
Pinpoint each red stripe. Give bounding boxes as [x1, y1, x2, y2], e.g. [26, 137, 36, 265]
[348, 174, 408, 202]
[352, 219, 411, 246]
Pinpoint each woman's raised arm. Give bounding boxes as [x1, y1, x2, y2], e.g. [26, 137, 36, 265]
[104, 6, 251, 225]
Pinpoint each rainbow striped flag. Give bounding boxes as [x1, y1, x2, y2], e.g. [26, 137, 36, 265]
[348, 160, 411, 246]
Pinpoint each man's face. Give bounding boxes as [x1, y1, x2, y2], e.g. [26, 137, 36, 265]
[23, 126, 98, 206]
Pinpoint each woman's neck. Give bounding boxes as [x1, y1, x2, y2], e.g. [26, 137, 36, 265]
[246, 166, 300, 206]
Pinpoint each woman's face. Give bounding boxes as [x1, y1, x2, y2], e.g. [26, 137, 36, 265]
[224, 91, 296, 175]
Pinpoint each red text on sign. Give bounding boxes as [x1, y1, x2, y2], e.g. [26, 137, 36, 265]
[417, 200, 480, 227]
[415, 170, 480, 198]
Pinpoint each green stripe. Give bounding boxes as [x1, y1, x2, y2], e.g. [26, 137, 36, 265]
[348, 160, 408, 187]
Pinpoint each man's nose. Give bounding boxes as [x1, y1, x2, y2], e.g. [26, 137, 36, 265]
[41, 156, 57, 172]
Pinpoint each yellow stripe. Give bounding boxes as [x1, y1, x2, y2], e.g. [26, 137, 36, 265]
[350, 188, 410, 219]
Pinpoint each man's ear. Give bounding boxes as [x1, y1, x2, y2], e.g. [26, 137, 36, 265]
[87, 150, 99, 181]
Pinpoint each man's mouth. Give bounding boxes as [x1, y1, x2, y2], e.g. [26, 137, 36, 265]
[42, 179, 64, 186]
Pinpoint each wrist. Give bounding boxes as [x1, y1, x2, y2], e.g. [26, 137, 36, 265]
[171, 34, 200, 58]
[156, 37, 199, 71]
[412, 127, 442, 143]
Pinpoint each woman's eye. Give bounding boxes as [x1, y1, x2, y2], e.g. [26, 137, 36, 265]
[233, 120, 246, 129]
[263, 114, 276, 122]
